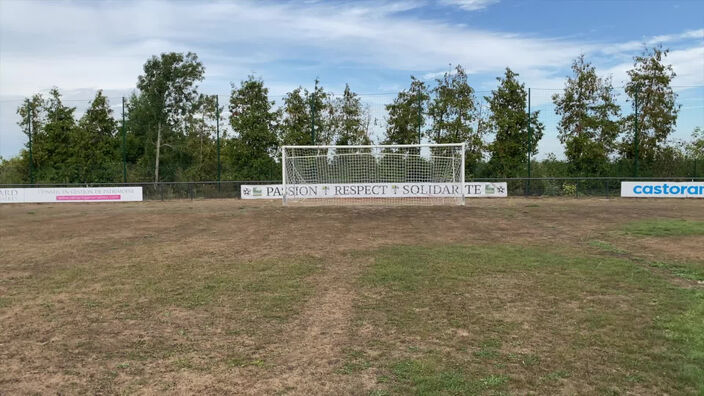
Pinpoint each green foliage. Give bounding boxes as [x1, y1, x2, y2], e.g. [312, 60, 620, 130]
[330, 84, 372, 146]
[34, 89, 78, 182]
[384, 76, 428, 145]
[428, 65, 484, 175]
[485, 68, 544, 178]
[130, 51, 207, 182]
[553, 55, 620, 176]
[621, 46, 680, 166]
[3, 50, 700, 184]
[280, 79, 333, 146]
[687, 127, 703, 160]
[0, 156, 27, 183]
[71, 90, 121, 182]
[227, 76, 281, 180]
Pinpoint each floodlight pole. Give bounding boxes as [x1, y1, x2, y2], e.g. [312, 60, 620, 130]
[417, 90, 422, 145]
[216, 94, 221, 191]
[122, 97, 127, 183]
[28, 102, 34, 184]
[633, 84, 640, 178]
[527, 88, 532, 195]
[311, 80, 317, 144]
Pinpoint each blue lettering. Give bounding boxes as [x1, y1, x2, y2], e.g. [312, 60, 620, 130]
[654, 186, 662, 194]
[634, 185, 642, 194]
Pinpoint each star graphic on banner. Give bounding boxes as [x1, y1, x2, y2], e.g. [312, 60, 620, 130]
[497, 186, 505, 193]
[242, 187, 250, 195]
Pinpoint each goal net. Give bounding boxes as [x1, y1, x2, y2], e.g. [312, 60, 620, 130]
[282, 143, 465, 205]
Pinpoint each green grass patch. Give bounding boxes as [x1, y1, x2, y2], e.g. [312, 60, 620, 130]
[623, 219, 704, 237]
[660, 290, 704, 388]
[649, 260, 704, 281]
[353, 244, 704, 394]
[588, 240, 628, 255]
[389, 358, 508, 395]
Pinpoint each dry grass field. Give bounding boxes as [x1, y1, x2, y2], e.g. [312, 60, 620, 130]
[1, 198, 703, 395]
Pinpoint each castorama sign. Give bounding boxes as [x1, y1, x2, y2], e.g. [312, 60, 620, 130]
[621, 182, 704, 198]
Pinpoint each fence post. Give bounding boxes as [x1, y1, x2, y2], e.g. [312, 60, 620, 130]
[417, 90, 422, 145]
[527, 88, 532, 196]
[216, 95, 221, 192]
[27, 102, 34, 184]
[605, 179, 609, 198]
[310, 80, 317, 144]
[694, 158, 698, 178]
[122, 97, 127, 183]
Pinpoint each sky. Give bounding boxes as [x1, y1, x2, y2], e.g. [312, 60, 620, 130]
[1, 0, 703, 159]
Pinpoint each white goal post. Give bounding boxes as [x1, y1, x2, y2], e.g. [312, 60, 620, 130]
[282, 143, 465, 205]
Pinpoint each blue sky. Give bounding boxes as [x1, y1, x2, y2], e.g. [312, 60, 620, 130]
[1, 0, 702, 159]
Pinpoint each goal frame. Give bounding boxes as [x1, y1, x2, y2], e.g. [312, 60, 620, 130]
[282, 143, 466, 205]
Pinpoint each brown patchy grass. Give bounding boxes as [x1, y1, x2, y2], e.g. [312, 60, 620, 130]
[0, 198, 703, 395]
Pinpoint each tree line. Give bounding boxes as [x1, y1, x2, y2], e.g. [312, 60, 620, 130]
[1, 47, 702, 184]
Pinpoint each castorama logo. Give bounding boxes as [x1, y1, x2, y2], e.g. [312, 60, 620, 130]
[621, 182, 704, 198]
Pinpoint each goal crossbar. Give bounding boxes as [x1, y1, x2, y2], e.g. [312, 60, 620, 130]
[283, 143, 465, 149]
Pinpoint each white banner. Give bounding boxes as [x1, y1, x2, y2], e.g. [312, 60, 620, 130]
[621, 182, 704, 198]
[241, 182, 508, 200]
[0, 187, 143, 203]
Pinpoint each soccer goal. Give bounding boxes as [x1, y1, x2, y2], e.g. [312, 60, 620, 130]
[282, 143, 465, 205]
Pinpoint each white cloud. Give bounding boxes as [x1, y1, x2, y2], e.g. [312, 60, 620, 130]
[440, 0, 500, 11]
[0, 0, 587, 96]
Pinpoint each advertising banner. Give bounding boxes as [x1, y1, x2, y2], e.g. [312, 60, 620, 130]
[0, 187, 143, 203]
[241, 182, 508, 200]
[621, 182, 704, 198]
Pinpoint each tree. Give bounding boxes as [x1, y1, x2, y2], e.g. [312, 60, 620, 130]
[15, 93, 44, 182]
[485, 68, 544, 178]
[280, 87, 310, 146]
[40, 88, 78, 182]
[552, 55, 621, 176]
[180, 95, 219, 181]
[131, 52, 206, 182]
[71, 90, 120, 182]
[227, 76, 280, 180]
[330, 84, 371, 146]
[383, 76, 429, 145]
[621, 46, 679, 167]
[280, 79, 332, 146]
[428, 65, 483, 173]
[687, 127, 703, 161]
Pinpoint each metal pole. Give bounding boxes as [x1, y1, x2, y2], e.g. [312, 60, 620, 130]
[216, 95, 221, 191]
[633, 85, 640, 178]
[417, 90, 422, 145]
[282, 148, 287, 206]
[527, 87, 532, 195]
[310, 81, 316, 144]
[28, 103, 34, 184]
[122, 97, 127, 182]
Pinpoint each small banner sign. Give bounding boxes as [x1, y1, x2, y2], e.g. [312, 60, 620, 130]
[0, 187, 143, 203]
[241, 182, 508, 200]
[621, 182, 704, 198]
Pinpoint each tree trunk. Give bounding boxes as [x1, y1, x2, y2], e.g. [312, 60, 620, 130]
[155, 121, 161, 184]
